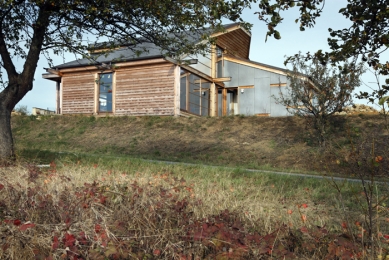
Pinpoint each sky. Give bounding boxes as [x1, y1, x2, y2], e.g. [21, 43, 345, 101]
[16, 0, 389, 112]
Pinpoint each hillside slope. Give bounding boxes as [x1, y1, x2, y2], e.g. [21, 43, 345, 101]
[11, 114, 389, 175]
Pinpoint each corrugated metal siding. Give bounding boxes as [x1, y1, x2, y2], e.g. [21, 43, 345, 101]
[270, 74, 289, 116]
[238, 88, 255, 115]
[254, 78, 271, 114]
[271, 85, 291, 117]
[254, 69, 269, 79]
[238, 65, 255, 86]
[223, 63, 255, 88]
[115, 63, 176, 116]
[271, 74, 287, 85]
[222, 60, 290, 117]
[224, 61, 240, 87]
[61, 72, 95, 114]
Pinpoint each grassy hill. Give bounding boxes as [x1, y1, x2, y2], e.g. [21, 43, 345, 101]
[3, 113, 389, 259]
[11, 113, 389, 176]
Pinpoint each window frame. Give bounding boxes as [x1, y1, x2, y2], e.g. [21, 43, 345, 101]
[96, 72, 115, 114]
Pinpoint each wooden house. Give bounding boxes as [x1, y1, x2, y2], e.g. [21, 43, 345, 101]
[43, 23, 291, 117]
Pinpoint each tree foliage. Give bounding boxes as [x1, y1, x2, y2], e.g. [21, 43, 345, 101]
[258, 0, 388, 73]
[276, 53, 365, 146]
[257, 0, 325, 41]
[258, 0, 388, 140]
[0, 0, 254, 91]
[0, 0, 254, 162]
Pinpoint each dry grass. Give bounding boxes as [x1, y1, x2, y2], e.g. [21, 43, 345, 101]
[1, 160, 388, 259]
[11, 113, 388, 174]
[6, 114, 389, 258]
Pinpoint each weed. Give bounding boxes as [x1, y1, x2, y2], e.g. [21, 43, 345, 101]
[0, 161, 382, 259]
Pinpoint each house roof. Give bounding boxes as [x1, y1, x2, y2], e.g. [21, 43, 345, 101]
[52, 42, 164, 69]
[51, 23, 248, 70]
[222, 55, 290, 75]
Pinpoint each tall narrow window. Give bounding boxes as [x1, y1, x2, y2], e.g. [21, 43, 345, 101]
[98, 73, 113, 112]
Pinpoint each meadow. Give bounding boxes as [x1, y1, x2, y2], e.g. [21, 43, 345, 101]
[1, 114, 388, 259]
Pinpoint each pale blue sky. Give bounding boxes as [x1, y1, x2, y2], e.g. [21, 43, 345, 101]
[17, 1, 388, 112]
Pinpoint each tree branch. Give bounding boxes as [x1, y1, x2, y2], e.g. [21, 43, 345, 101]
[21, 5, 51, 85]
[0, 29, 17, 80]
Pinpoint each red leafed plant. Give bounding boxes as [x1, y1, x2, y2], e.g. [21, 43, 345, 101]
[0, 164, 374, 259]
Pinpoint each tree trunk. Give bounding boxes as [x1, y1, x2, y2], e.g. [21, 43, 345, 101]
[0, 80, 31, 164]
[314, 116, 327, 147]
[0, 105, 14, 164]
[0, 4, 52, 164]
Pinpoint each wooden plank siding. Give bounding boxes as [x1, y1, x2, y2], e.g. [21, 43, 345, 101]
[61, 71, 96, 114]
[215, 29, 250, 59]
[115, 63, 176, 116]
[60, 61, 176, 116]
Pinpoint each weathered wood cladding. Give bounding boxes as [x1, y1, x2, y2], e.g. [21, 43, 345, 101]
[61, 72, 96, 114]
[60, 61, 176, 116]
[216, 30, 250, 59]
[115, 63, 176, 115]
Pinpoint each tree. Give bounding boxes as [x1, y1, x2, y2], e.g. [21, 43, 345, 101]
[258, 0, 389, 73]
[257, 0, 388, 70]
[357, 69, 389, 129]
[0, 0, 254, 163]
[257, 0, 388, 141]
[275, 53, 365, 146]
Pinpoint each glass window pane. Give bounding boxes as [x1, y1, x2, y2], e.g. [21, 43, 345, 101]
[99, 73, 113, 112]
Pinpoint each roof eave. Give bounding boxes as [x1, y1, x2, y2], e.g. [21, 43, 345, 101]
[52, 54, 165, 70]
[42, 72, 61, 82]
[211, 23, 251, 38]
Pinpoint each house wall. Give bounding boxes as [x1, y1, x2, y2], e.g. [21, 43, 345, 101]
[115, 63, 176, 116]
[220, 60, 291, 117]
[61, 71, 95, 114]
[60, 61, 177, 116]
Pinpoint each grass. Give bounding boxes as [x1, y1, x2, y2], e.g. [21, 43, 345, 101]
[12, 150, 387, 219]
[1, 157, 388, 259]
[8, 114, 342, 172]
[6, 114, 389, 258]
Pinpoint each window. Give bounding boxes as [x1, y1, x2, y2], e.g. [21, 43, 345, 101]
[98, 73, 113, 112]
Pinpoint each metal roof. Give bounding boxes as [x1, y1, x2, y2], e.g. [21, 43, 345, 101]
[51, 23, 244, 70]
[52, 42, 164, 69]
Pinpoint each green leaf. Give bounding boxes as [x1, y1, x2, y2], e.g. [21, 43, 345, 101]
[274, 30, 281, 40]
[378, 96, 389, 105]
